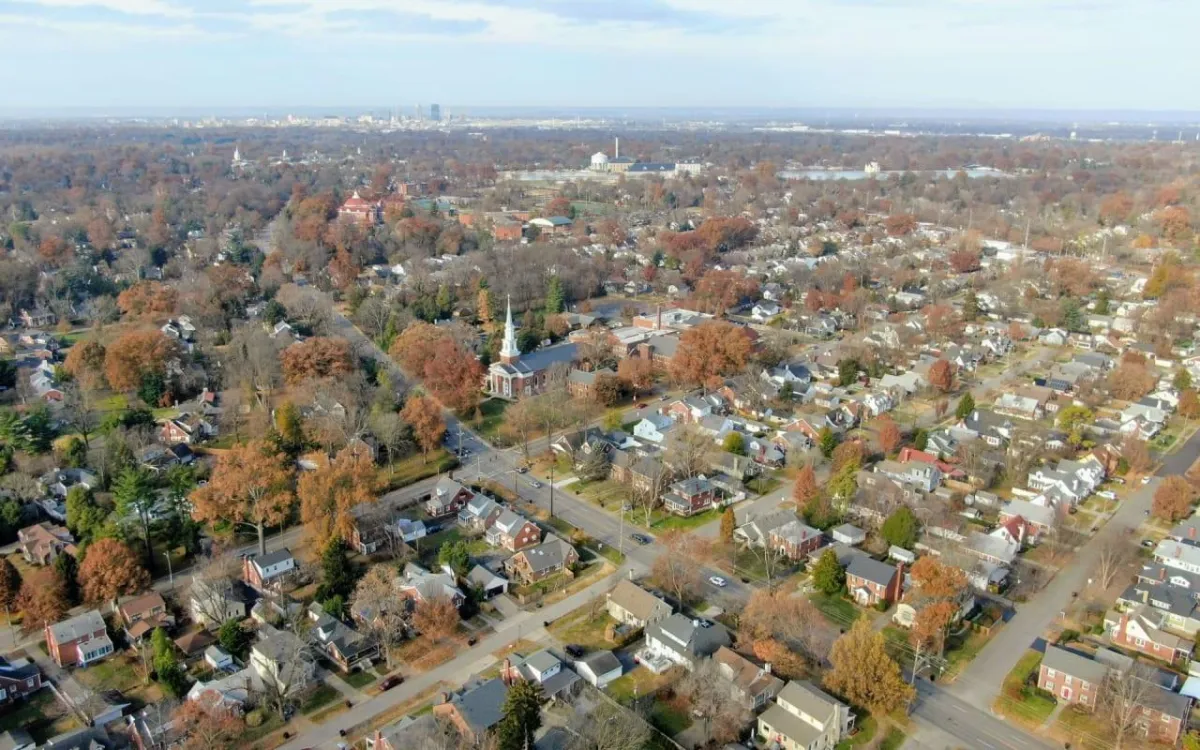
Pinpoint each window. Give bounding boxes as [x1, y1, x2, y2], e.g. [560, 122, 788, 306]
[1046, 668, 1056, 677]
[24, 678, 33, 688]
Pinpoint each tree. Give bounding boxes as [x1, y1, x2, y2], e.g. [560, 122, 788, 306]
[113, 466, 156, 565]
[117, 281, 178, 318]
[422, 339, 485, 415]
[1057, 404, 1094, 434]
[565, 699, 650, 750]
[881, 506, 919, 549]
[318, 537, 356, 601]
[831, 440, 865, 474]
[877, 416, 901, 455]
[104, 330, 179, 392]
[1094, 539, 1137, 591]
[1181, 389, 1200, 420]
[0, 557, 18, 617]
[299, 443, 379, 544]
[217, 619, 252, 660]
[1153, 476, 1195, 522]
[617, 357, 654, 398]
[1120, 435, 1153, 475]
[412, 594, 460, 642]
[350, 565, 408, 670]
[738, 589, 830, 667]
[679, 658, 751, 743]
[388, 321, 451, 375]
[273, 401, 307, 457]
[836, 358, 859, 387]
[928, 359, 954, 393]
[66, 486, 107, 542]
[719, 507, 736, 545]
[152, 626, 188, 697]
[545, 275, 565, 314]
[907, 557, 968, 655]
[1108, 362, 1157, 401]
[279, 336, 354, 385]
[669, 321, 753, 392]
[401, 394, 445, 463]
[962, 290, 980, 321]
[811, 549, 845, 595]
[53, 553, 80, 606]
[722, 431, 746, 455]
[823, 619, 915, 714]
[190, 440, 295, 555]
[172, 700, 243, 750]
[63, 340, 107, 390]
[497, 679, 543, 750]
[79, 538, 150, 608]
[1175, 369, 1193, 392]
[1100, 663, 1160, 750]
[18, 572, 68, 631]
[651, 530, 709, 605]
[664, 424, 715, 479]
[792, 464, 818, 510]
[818, 427, 837, 458]
[438, 540, 472, 577]
[955, 392, 976, 420]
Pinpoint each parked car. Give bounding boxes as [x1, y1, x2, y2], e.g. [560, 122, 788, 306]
[630, 533, 652, 545]
[637, 403, 648, 409]
[564, 644, 586, 659]
[1141, 539, 1156, 548]
[380, 675, 403, 690]
[517, 466, 529, 474]
[530, 480, 542, 488]
[709, 576, 728, 587]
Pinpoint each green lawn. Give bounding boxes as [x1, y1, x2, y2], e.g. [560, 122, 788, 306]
[994, 650, 1057, 726]
[607, 666, 677, 704]
[546, 608, 619, 651]
[473, 399, 509, 439]
[378, 449, 459, 491]
[341, 669, 378, 690]
[646, 506, 723, 532]
[414, 527, 466, 564]
[809, 592, 862, 627]
[747, 475, 782, 495]
[835, 714, 878, 749]
[879, 727, 907, 750]
[76, 653, 143, 694]
[300, 684, 341, 715]
[95, 393, 128, 412]
[0, 690, 81, 743]
[648, 701, 692, 736]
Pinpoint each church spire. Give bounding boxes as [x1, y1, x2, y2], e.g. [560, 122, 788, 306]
[500, 295, 520, 363]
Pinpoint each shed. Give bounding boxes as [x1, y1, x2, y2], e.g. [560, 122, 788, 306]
[204, 645, 233, 671]
[888, 546, 916, 564]
[831, 524, 866, 546]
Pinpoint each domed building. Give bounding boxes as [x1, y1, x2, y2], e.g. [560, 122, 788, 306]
[590, 151, 609, 171]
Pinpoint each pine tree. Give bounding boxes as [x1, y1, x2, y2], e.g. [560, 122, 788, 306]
[818, 427, 837, 458]
[812, 550, 845, 595]
[962, 290, 980, 321]
[545, 275, 565, 314]
[497, 679, 543, 750]
[955, 392, 976, 420]
[53, 554, 80, 606]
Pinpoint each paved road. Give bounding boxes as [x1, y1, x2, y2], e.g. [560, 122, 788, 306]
[910, 679, 1056, 750]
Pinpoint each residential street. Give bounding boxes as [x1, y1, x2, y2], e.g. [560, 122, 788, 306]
[909, 679, 1056, 750]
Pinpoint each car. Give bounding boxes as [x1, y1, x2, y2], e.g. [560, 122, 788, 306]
[1142, 539, 1156, 548]
[709, 576, 728, 587]
[530, 480, 542, 488]
[517, 466, 529, 474]
[564, 644, 586, 659]
[380, 675, 404, 690]
[1111, 477, 1126, 485]
[1142, 476, 1152, 485]
[630, 533, 652, 545]
[637, 403, 648, 409]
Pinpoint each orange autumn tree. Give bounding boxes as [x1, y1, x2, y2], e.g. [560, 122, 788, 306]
[401, 394, 445, 463]
[17, 571, 68, 631]
[422, 338, 484, 415]
[877, 415, 902, 455]
[172, 699, 244, 750]
[63, 340, 107, 390]
[190, 440, 295, 555]
[388, 321, 451, 374]
[670, 320, 753, 392]
[78, 538, 151, 609]
[907, 557, 969, 656]
[412, 595, 460, 642]
[299, 443, 380, 543]
[104, 330, 179, 392]
[117, 280, 179, 318]
[617, 356, 655, 398]
[792, 464, 819, 510]
[279, 336, 355, 385]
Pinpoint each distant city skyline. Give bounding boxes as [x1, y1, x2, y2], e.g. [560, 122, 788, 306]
[0, 0, 1197, 114]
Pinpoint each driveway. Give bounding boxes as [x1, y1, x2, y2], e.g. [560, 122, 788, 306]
[492, 594, 521, 619]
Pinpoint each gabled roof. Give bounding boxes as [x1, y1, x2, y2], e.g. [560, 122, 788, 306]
[1041, 644, 1107, 685]
[48, 610, 106, 644]
[608, 580, 671, 622]
[846, 556, 897, 587]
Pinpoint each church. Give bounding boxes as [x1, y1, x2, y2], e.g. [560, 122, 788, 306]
[487, 298, 578, 400]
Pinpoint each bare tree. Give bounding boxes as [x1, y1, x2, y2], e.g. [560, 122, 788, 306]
[664, 424, 715, 479]
[1094, 538, 1137, 591]
[350, 564, 409, 670]
[255, 617, 317, 722]
[1100, 663, 1159, 750]
[678, 659, 751, 744]
[187, 549, 242, 629]
[566, 692, 652, 750]
[61, 381, 100, 450]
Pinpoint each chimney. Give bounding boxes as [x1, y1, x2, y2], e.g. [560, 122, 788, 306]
[656, 305, 663, 330]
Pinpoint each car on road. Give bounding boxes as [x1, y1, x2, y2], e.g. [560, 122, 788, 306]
[564, 644, 586, 659]
[530, 480, 542, 488]
[637, 403, 648, 409]
[517, 466, 529, 473]
[1142, 476, 1152, 484]
[380, 675, 404, 690]
[630, 533, 652, 545]
[1142, 539, 1156, 548]
[709, 575, 727, 587]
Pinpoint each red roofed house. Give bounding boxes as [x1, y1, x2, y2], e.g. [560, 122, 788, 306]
[119, 592, 176, 642]
[18, 522, 77, 566]
[897, 447, 965, 479]
[338, 191, 382, 225]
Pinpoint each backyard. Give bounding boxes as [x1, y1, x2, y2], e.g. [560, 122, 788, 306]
[546, 605, 620, 652]
[809, 592, 863, 628]
[0, 690, 81, 744]
[378, 449, 459, 492]
[993, 650, 1057, 728]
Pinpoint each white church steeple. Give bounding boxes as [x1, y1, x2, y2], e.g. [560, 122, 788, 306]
[500, 296, 520, 364]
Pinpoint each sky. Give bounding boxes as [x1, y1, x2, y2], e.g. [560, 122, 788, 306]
[1, 0, 1198, 115]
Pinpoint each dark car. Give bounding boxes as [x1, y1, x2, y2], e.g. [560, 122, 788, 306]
[517, 466, 529, 474]
[637, 403, 648, 409]
[380, 675, 403, 690]
[564, 644, 586, 659]
[631, 533, 652, 545]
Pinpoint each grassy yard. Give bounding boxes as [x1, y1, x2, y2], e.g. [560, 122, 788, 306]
[607, 666, 679, 704]
[413, 527, 466, 564]
[942, 627, 994, 677]
[340, 669, 379, 690]
[809, 592, 863, 628]
[747, 475, 782, 495]
[0, 690, 81, 743]
[994, 650, 1057, 727]
[546, 607, 619, 652]
[300, 684, 342, 715]
[648, 701, 692, 736]
[644, 506, 722, 532]
[378, 449, 459, 491]
[473, 399, 509, 440]
[75, 652, 144, 694]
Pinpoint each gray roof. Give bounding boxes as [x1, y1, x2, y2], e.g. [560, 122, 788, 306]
[517, 535, 574, 572]
[578, 650, 621, 675]
[648, 613, 731, 662]
[493, 342, 579, 376]
[48, 610, 106, 645]
[0, 729, 33, 750]
[254, 547, 294, 569]
[846, 556, 898, 588]
[450, 677, 509, 734]
[1041, 645, 1107, 685]
[608, 580, 671, 622]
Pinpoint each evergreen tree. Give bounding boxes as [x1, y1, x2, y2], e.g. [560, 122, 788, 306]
[1094, 287, 1111, 315]
[545, 275, 565, 314]
[319, 538, 356, 601]
[955, 392, 976, 420]
[497, 679, 543, 750]
[66, 486, 108, 542]
[53, 553, 80, 605]
[812, 549, 845, 595]
[1174, 369, 1193, 392]
[962, 290, 980, 321]
[273, 402, 307, 458]
[217, 619, 252, 660]
[152, 626, 189, 697]
[881, 507, 919, 550]
[818, 427, 838, 459]
[912, 429, 929, 451]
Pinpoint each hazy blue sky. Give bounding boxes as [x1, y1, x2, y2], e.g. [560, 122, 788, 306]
[1, 0, 1197, 114]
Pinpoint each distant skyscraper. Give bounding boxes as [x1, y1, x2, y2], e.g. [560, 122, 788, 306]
[430, 103, 441, 122]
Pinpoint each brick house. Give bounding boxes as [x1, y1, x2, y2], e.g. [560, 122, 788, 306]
[609, 450, 666, 495]
[17, 522, 77, 566]
[425, 478, 475, 518]
[505, 536, 579, 585]
[768, 520, 825, 560]
[485, 510, 542, 552]
[118, 592, 175, 642]
[0, 656, 42, 707]
[1038, 645, 1104, 708]
[845, 557, 903, 607]
[662, 476, 717, 517]
[242, 549, 296, 593]
[566, 368, 615, 401]
[1105, 606, 1192, 663]
[432, 677, 509, 745]
[45, 610, 113, 668]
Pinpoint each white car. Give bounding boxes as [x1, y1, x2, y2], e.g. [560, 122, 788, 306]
[1141, 476, 1152, 485]
[709, 576, 727, 588]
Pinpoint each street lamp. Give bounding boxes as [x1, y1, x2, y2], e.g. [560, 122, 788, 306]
[163, 552, 174, 589]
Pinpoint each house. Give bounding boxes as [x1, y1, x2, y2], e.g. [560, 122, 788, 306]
[735, 510, 798, 549]
[499, 649, 581, 701]
[250, 626, 316, 695]
[830, 524, 866, 546]
[45, 610, 113, 668]
[1105, 605, 1193, 663]
[465, 565, 508, 599]
[19, 308, 55, 328]
[158, 413, 216, 445]
[993, 392, 1043, 421]
[187, 670, 250, 716]
[118, 592, 175, 642]
[1037, 645, 1190, 745]
[432, 677, 509, 744]
[425, 478, 475, 517]
[576, 650, 623, 688]
[964, 530, 1020, 566]
[714, 646, 784, 710]
[242, 549, 296, 593]
[396, 562, 465, 607]
[769, 520, 825, 560]
[204, 646, 233, 672]
[958, 409, 1014, 447]
[762, 362, 813, 388]
[606, 580, 673, 628]
[175, 630, 215, 659]
[458, 494, 502, 532]
[608, 450, 666, 494]
[0, 656, 42, 708]
[633, 414, 675, 444]
[1118, 579, 1200, 636]
[567, 367, 616, 400]
[17, 523, 76, 566]
[663, 396, 714, 424]
[894, 586, 974, 629]
[306, 602, 378, 673]
[874, 459, 941, 493]
[751, 302, 783, 323]
[845, 557, 903, 607]
[757, 680, 854, 750]
[504, 535, 579, 585]
[878, 371, 926, 397]
[188, 578, 247, 629]
[663, 476, 718, 517]
[485, 510, 541, 552]
[391, 517, 428, 544]
[997, 500, 1059, 543]
[641, 614, 731, 671]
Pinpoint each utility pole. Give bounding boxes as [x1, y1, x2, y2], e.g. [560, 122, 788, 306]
[163, 552, 174, 589]
[549, 461, 555, 518]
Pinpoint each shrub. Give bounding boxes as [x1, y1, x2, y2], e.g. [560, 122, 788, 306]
[245, 709, 265, 728]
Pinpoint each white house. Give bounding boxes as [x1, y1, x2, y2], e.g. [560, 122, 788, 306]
[751, 302, 783, 323]
[633, 415, 675, 445]
[757, 681, 854, 750]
